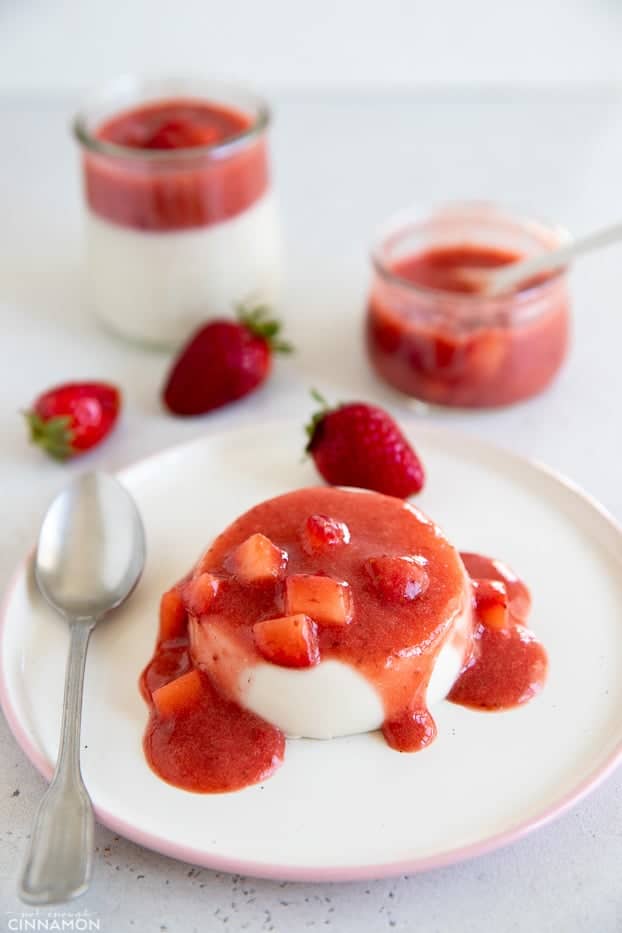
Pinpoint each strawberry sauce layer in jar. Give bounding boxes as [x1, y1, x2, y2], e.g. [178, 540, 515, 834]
[366, 203, 571, 407]
[74, 78, 281, 347]
[140, 487, 547, 793]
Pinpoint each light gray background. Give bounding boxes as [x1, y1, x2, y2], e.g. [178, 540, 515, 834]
[2, 1, 622, 90]
[1, 86, 621, 931]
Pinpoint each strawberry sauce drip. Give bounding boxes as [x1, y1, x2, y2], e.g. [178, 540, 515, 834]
[449, 552, 547, 710]
[448, 623, 547, 709]
[141, 641, 284, 793]
[140, 490, 547, 793]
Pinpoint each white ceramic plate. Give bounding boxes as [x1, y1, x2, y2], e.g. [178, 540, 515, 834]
[2, 421, 622, 882]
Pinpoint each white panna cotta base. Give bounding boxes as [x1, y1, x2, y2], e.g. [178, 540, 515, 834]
[85, 191, 282, 347]
[240, 604, 472, 739]
[191, 586, 473, 740]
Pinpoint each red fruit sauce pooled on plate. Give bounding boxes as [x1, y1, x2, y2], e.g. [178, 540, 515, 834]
[140, 487, 547, 793]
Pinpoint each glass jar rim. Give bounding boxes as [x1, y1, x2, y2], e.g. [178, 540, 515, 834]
[371, 200, 571, 306]
[72, 74, 271, 162]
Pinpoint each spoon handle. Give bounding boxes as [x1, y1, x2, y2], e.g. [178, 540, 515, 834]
[488, 221, 622, 295]
[19, 621, 95, 905]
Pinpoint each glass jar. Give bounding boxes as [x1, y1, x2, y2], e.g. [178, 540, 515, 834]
[73, 76, 282, 348]
[366, 202, 571, 408]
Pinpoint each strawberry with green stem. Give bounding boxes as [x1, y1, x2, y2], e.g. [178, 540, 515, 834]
[24, 382, 121, 460]
[163, 305, 292, 416]
[305, 390, 425, 498]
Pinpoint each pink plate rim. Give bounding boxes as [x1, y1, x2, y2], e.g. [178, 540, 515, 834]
[1, 424, 622, 882]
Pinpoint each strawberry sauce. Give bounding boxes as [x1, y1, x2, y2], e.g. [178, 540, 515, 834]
[392, 245, 520, 294]
[448, 552, 547, 710]
[140, 489, 547, 793]
[84, 98, 269, 231]
[367, 243, 570, 408]
[142, 645, 284, 793]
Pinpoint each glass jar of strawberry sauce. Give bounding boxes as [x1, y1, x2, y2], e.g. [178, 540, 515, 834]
[73, 77, 281, 348]
[366, 203, 571, 408]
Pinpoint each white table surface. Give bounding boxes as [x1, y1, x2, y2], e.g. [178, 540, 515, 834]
[1, 87, 621, 932]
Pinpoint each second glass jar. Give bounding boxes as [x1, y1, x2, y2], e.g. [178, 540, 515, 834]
[366, 202, 571, 408]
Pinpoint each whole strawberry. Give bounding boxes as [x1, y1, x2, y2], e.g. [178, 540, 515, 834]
[305, 392, 425, 498]
[24, 382, 121, 460]
[163, 306, 292, 416]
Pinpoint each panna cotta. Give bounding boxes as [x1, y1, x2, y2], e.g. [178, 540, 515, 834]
[74, 79, 281, 347]
[186, 487, 473, 743]
[141, 487, 547, 793]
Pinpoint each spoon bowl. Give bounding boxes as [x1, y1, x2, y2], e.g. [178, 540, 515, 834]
[36, 472, 145, 620]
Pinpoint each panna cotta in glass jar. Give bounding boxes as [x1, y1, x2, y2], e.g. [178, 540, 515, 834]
[73, 76, 282, 348]
[366, 202, 571, 408]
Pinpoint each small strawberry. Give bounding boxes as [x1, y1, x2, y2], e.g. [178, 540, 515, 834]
[163, 305, 292, 416]
[24, 382, 121, 461]
[305, 391, 425, 498]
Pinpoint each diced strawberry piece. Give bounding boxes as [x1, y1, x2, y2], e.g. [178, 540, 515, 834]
[188, 617, 244, 678]
[285, 574, 353, 626]
[365, 555, 429, 603]
[473, 579, 509, 630]
[229, 533, 288, 583]
[253, 614, 320, 668]
[460, 552, 531, 619]
[466, 333, 507, 385]
[368, 313, 402, 353]
[158, 588, 187, 642]
[182, 572, 220, 616]
[152, 669, 203, 718]
[301, 513, 351, 554]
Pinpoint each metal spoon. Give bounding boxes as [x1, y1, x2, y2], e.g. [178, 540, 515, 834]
[455, 220, 622, 296]
[19, 472, 146, 905]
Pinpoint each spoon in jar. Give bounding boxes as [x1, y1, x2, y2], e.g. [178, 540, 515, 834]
[19, 472, 146, 905]
[455, 220, 622, 296]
